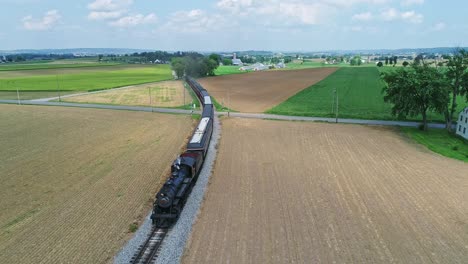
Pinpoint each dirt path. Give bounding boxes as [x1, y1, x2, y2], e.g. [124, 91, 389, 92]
[198, 68, 337, 113]
[183, 118, 468, 264]
[0, 104, 193, 264]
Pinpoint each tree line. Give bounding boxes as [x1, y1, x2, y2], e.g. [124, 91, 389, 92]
[381, 49, 468, 131]
[171, 54, 219, 79]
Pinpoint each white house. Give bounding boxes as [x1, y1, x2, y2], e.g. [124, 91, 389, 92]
[456, 107, 468, 139]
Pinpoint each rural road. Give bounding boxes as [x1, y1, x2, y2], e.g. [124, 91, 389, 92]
[0, 99, 448, 129]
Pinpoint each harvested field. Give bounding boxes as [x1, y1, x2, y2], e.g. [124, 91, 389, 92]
[0, 104, 193, 263]
[198, 68, 337, 112]
[183, 118, 468, 264]
[63, 80, 187, 107]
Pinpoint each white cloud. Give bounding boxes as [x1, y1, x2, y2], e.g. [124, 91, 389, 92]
[352, 12, 373, 21]
[381, 8, 399, 21]
[87, 0, 133, 11]
[380, 8, 423, 23]
[401, 11, 423, 23]
[87, 0, 134, 21]
[216, 0, 390, 26]
[431, 22, 446, 31]
[401, 0, 424, 6]
[161, 9, 225, 33]
[22, 10, 61, 31]
[88, 11, 123, 20]
[109, 13, 157, 27]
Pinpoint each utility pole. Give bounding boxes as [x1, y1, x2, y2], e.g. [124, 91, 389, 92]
[56, 75, 61, 102]
[183, 84, 186, 110]
[331, 88, 336, 114]
[335, 91, 339, 123]
[16, 86, 21, 105]
[149, 87, 153, 112]
[228, 88, 230, 117]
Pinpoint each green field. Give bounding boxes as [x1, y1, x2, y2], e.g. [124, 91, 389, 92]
[267, 67, 394, 119]
[0, 64, 172, 100]
[402, 127, 468, 162]
[214, 65, 245, 76]
[267, 67, 466, 122]
[0, 62, 121, 71]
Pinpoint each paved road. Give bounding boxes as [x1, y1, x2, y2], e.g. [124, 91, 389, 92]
[0, 99, 449, 129]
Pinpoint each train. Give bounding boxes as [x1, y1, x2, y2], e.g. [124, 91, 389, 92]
[151, 77, 214, 228]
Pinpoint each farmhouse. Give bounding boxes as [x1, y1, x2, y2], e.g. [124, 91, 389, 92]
[456, 107, 468, 139]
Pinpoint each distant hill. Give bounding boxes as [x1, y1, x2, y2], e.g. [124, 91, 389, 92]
[1, 47, 467, 56]
[0, 48, 153, 55]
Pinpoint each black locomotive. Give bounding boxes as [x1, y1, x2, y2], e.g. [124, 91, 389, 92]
[151, 77, 214, 228]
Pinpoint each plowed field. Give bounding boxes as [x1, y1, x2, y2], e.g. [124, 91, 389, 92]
[183, 118, 468, 264]
[198, 68, 337, 112]
[0, 105, 193, 263]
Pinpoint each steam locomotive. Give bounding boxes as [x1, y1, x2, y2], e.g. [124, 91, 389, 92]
[151, 77, 214, 228]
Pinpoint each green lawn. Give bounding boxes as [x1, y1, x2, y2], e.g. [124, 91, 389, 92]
[267, 67, 466, 122]
[0, 62, 121, 71]
[0, 64, 172, 100]
[0, 65, 172, 100]
[402, 127, 468, 162]
[214, 65, 245, 76]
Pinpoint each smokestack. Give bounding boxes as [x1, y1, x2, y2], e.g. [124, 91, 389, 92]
[233, 53, 236, 60]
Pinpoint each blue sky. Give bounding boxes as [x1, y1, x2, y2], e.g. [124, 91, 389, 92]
[1, 0, 467, 51]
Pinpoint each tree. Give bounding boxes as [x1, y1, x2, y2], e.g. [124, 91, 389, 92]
[350, 56, 362, 66]
[381, 64, 450, 131]
[204, 57, 219, 76]
[414, 54, 424, 65]
[385, 57, 389, 65]
[222, 58, 232, 65]
[393, 56, 398, 65]
[389, 57, 393, 65]
[377, 61, 383, 67]
[171, 57, 185, 79]
[98, 54, 103, 61]
[444, 48, 468, 131]
[209, 54, 221, 65]
[402, 61, 409, 67]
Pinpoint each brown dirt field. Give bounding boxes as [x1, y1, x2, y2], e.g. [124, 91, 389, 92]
[0, 104, 193, 263]
[198, 68, 337, 112]
[183, 118, 468, 264]
[63, 80, 187, 107]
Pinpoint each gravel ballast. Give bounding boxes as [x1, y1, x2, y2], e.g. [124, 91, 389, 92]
[114, 115, 221, 264]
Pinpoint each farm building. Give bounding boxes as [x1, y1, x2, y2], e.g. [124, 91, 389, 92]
[456, 107, 468, 139]
[239, 62, 269, 71]
[232, 53, 243, 66]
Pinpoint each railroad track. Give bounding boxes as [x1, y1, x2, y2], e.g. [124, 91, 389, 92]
[130, 228, 168, 264]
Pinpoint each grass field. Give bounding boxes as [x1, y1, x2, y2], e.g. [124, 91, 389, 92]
[214, 65, 245, 76]
[402, 127, 468, 162]
[0, 64, 172, 100]
[0, 104, 193, 263]
[0, 62, 121, 71]
[62, 80, 191, 108]
[267, 67, 466, 122]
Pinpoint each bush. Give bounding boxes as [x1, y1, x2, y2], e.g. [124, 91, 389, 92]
[418, 124, 425, 131]
[377, 61, 383, 67]
[128, 222, 138, 233]
[402, 61, 409, 67]
[452, 145, 459, 151]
